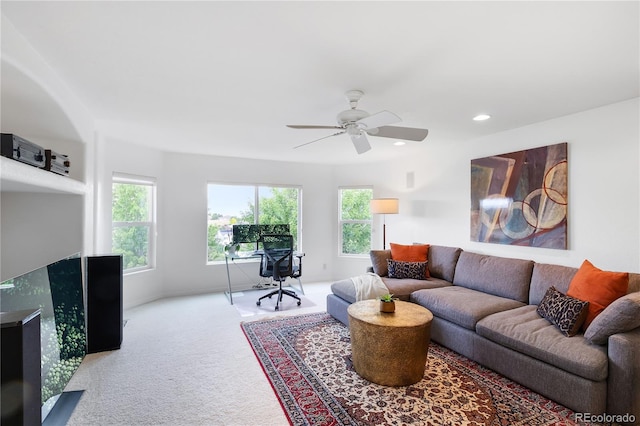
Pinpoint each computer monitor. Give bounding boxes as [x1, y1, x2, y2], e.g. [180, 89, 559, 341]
[232, 224, 290, 249]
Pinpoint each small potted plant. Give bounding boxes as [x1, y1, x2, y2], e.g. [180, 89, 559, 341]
[379, 293, 395, 313]
[224, 243, 240, 256]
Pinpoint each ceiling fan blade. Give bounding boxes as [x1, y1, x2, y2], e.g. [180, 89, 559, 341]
[350, 132, 371, 154]
[287, 125, 343, 129]
[356, 110, 401, 129]
[368, 126, 429, 141]
[293, 131, 346, 149]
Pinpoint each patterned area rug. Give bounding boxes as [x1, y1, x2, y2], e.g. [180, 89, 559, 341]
[241, 312, 591, 426]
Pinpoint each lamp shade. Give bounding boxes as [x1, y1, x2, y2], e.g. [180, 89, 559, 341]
[370, 198, 399, 214]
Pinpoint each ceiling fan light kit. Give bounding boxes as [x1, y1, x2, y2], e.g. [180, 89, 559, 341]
[288, 90, 429, 154]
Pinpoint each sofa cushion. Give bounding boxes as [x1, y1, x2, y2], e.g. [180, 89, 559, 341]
[476, 305, 608, 382]
[410, 286, 525, 330]
[370, 250, 392, 276]
[536, 286, 589, 337]
[584, 291, 640, 345]
[453, 252, 534, 303]
[529, 262, 578, 305]
[331, 278, 358, 303]
[381, 277, 451, 301]
[387, 260, 428, 280]
[332, 276, 451, 303]
[428, 245, 462, 282]
[390, 243, 430, 277]
[567, 260, 629, 329]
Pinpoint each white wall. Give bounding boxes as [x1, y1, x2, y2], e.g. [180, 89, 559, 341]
[97, 98, 639, 308]
[1, 192, 84, 281]
[333, 98, 640, 278]
[93, 135, 166, 309]
[161, 153, 334, 298]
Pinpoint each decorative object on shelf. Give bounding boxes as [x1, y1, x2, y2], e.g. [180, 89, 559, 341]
[379, 293, 395, 313]
[1, 133, 71, 177]
[470, 142, 567, 249]
[45, 150, 70, 175]
[1, 133, 46, 168]
[370, 198, 399, 249]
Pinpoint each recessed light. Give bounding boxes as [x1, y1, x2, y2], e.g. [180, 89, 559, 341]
[473, 114, 491, 121]
[393, 141, 406, 146]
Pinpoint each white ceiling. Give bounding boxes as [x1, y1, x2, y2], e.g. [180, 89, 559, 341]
[1, 1, 638, 165]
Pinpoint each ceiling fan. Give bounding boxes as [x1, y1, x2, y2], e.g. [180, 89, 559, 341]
[287, 90, 429, 154]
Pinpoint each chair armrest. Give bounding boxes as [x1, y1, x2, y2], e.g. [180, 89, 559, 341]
[607, 328, 640, 421]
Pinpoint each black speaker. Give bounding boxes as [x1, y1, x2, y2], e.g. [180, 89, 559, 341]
[86, 255, 123, 353]
[1, 309, 42, 426]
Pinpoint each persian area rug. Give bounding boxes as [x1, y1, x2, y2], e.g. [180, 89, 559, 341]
[241, 312, 589, 426]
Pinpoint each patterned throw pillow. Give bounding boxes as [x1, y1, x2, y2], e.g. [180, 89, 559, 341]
[536, 286, 590, 337]
[386, 260, 428, 280]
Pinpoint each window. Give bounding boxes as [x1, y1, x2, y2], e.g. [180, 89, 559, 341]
[207, 184, 302, 262]
[339, 187, 373, 256]
[112, 174, 156, 272]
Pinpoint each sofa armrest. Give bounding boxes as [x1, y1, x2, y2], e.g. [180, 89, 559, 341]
[607, 328, 640, 422]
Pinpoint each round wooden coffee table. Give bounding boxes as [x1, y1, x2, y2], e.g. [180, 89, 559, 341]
[347, 299, 433, 386]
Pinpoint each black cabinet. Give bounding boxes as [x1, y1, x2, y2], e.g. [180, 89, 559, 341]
[86, 255, 123, 353]
[1, 309, 42, 426]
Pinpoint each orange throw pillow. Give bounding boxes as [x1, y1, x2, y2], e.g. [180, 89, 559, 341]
[566, 260, 629, 330]
[390, 243, 430, 278]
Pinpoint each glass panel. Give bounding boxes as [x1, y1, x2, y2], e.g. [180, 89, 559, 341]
[112, 183, 152, 222]
[0, 256, 85, 415]
[112, 226, 150, 270]
[258, 186, 299, 250]
[341, 188, 372, 220]
[207, 185, 255, 261]
[342, 223, 372, 254]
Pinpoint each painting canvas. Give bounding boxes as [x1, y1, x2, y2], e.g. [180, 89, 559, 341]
[470, 142, 567, 249]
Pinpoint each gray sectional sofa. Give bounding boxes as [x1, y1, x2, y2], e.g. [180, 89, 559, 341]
[326, 245, 640, 423]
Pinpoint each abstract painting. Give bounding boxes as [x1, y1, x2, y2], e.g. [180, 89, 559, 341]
[470, 143, 567, 249]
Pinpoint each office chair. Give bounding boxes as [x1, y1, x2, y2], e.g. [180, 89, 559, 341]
[256, 234, 302, 311]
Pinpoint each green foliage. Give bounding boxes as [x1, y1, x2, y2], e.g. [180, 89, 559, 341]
[42, 357, 83, 404]
[259, 188, 299, 247]
[208, 187, 300, 261]
[112, 183, 150, 222]
[342, 223, 371, 254]
[341, 188, 372, 255]
[112, 182, 152, 270]
[341, 188, 372, 220]
[207, 223, 226, 262]
[113, 226, 149, 269]
[379, 293, 394, 302]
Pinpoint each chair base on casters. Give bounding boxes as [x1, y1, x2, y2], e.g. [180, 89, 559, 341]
[256, 286, 301, 311]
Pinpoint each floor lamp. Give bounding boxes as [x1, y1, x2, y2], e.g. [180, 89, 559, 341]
[370, 198, 399, 249]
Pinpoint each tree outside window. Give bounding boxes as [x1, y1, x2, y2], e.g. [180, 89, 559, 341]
[112, 175, 156, 272]
[339, 187, 372, 255]
[207, 184, 301, 262]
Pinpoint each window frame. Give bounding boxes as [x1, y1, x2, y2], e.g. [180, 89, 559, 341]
[111, 173, 157, 274]
[206, 182, 303, 264]
[338, 186, 373, 257]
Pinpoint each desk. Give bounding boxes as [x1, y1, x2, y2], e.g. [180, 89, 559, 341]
[224, 251, 304, 304]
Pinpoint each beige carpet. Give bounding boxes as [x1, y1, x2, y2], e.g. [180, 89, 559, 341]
[63, 282, 332, 425]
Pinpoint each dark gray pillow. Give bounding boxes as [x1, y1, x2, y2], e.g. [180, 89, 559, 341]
[370, 250, 392, 276]
[536, 286, 589, 337]
[584, 292, 640, 345]
[387, 260, 428, 280]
